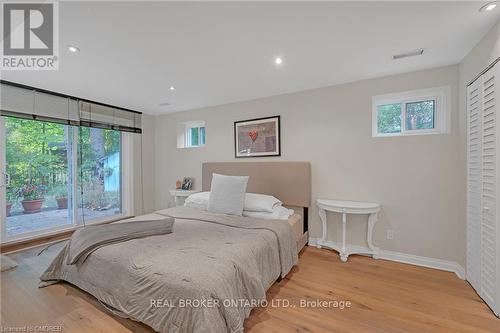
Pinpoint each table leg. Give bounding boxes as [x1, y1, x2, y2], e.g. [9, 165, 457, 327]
[317, 208, 327, 249]
[174, 196, 180, 207]
[340, 210, 348, 262]
[367, 212, 380, 259]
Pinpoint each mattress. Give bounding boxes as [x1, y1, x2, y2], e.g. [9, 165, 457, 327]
[288, 213, 308, 252]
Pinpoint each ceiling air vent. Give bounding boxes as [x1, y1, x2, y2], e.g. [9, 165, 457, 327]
[393, 49, 424, 60]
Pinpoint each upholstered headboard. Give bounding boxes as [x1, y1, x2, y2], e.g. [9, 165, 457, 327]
[202, 161, 311, 235]
[202, 162, 311, 208]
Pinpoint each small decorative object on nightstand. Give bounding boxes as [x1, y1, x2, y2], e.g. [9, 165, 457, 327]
[181, 177, 193, 190]
[316, 199, 381, 262]
[169, 189, 200, 207]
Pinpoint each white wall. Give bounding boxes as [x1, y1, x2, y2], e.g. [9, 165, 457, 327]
[154, 65, 463, 264]
[458, 21, 500, 267]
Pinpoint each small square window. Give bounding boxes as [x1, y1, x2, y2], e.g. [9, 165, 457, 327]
[186, 126, 205, 147]
[177, 121, 206, 148]
[405, 100, 435, 130]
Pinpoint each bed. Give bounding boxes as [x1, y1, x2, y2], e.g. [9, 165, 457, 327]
[40, 162, 311, 333]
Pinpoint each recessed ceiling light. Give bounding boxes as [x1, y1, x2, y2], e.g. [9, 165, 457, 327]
[479, 1, 497, 11]
[67, 45, 80, 53]
[274, 57, 283, 65]
[169, 86, 175, 91]
[158, 102, 170, 107]
[393, 49, 424, 60]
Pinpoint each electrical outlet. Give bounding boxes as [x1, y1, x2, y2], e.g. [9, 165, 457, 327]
[386, 229, 395, 240]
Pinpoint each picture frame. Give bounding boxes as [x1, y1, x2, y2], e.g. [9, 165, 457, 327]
[181, 177, 193, 190]
[234, 115, 281, 158]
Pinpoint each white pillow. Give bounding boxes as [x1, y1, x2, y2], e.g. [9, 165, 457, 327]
[185, 191, 282, 213]
[244, 193, 282, 213]
[184, 191, 210, 210]
[243, 206, 294, 220]
[208, 174, 249, 216]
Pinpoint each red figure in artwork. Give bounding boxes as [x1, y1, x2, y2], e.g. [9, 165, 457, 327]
[249, 130, 258, 142]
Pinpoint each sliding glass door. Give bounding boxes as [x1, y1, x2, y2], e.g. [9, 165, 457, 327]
[0, 116, 124, 242]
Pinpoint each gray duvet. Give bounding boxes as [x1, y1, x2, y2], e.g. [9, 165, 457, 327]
[40, 206, 298, 333]
[66, 217, 174, 265]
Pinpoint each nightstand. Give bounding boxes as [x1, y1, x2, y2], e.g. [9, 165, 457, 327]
[169, 190, 200, 207]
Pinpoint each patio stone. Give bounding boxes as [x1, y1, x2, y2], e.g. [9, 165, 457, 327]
[6, 207, 120, 236]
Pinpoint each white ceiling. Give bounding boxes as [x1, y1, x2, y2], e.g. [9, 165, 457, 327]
[1, 1, 499, 115]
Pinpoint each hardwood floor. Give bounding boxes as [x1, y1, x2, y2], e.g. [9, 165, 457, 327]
[1, 244, 499, 333]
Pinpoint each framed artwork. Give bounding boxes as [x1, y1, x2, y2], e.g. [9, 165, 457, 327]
[234, 115, 281, 158]
[181, 177, 193, 190]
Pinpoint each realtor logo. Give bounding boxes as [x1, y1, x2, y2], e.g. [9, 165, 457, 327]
[1, 1, 59, 70]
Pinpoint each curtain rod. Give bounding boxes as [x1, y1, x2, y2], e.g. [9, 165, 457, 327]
[467, 57, 500, 87]
[0, 79, 142, 115]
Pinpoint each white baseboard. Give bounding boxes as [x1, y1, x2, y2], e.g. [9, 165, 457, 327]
[379, 249, 465, 280]
[308, 237, 465, 280]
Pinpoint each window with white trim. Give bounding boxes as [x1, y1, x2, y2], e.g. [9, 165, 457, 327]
[186, 124, 205, 147]
[372, 86, 450, 137]
[177, 121, 206, 148]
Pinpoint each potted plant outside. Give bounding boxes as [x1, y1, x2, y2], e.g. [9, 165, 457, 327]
[5, 189, 14, 217]
[54, 185, 68, 209]
[17, 184, 45, 214]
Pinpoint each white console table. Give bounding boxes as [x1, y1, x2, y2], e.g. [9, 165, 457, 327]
[316, 199, 381, 262]
[169, 190, 200, 207]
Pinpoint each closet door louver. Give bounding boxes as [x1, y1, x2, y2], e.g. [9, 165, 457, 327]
[467, 61, 500, 317]
[467, 79, 482, 293]
[480, 65, 499, 315]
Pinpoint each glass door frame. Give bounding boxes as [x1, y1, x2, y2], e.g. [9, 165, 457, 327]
[0, 117, 6, 243]
[0, 117, 134, 244]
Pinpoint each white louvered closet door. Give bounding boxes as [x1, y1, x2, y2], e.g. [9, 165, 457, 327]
[467, 78, 482, 293]
[480, 64, 499, 316]
[467, 61, 500, 317]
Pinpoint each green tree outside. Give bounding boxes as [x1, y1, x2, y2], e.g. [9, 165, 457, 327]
[5, 117, 120, 211]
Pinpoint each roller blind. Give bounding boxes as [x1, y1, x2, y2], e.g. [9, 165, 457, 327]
[79, 101, 142, 133]
[0, 82, 142, 133]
